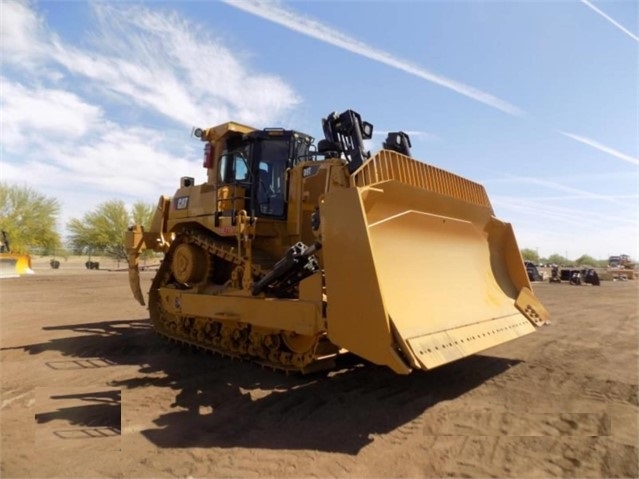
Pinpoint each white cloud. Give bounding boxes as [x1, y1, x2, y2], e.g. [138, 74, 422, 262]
[2, 84, 197, 189]
[1, 1, 301, 128]
[0, 77, 104, 149]
[1, 101, 203, 234]
[44, 3, 300, 128]
[0, 0, 48, 67]
[222, 0, 524, 116]
[0, 1, 305, 237]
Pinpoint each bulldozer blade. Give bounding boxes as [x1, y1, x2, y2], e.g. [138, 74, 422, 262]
[0, 258, 19, 278]
[321, 177, 548, 374]
[0, 254, 34, 278]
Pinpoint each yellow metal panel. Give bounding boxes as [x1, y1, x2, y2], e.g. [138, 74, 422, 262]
[405, 314, 536, 369]
[13, 254, 33, 274]
[201, 122, 255, 142]
[298, 272, 324, 303]
[216, 185, 247, 212]
[0, 254, 33, 276]
[321, 177, 547, 373]
[321, 187, 412, 374]
[159, 288, 324, 336]
[370, 210, 521, 337]
[351, 150, 492, 209]
[150, 196, 169, 233]
[515, 287, 550, 325]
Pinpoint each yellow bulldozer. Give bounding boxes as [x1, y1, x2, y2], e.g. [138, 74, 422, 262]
[0, 230, 34, 278]
[125, 109, 549, 374]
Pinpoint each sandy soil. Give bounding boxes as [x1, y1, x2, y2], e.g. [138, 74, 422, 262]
[1, 263, 637, 478]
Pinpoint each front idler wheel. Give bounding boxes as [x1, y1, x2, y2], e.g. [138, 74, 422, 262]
[171, 243, 209, 285]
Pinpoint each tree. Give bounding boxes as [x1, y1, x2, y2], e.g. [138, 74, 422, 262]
[0, 183, 61, 253]
[67, 200, 154, 260]
[520, 248, 540, 263]
[575, 254, 598, 267]
[547, 254, 572, 266]
[131, 202, 154, 227]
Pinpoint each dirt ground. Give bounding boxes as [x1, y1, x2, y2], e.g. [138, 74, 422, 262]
[1, 261, 637, 478]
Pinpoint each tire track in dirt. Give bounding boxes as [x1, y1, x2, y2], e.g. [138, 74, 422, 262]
[429, 356, 637, 477]
[488, 360, 637, 407]
[2, 274, 637, 478]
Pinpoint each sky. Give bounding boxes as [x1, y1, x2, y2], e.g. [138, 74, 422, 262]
[1, 0, 637, 260]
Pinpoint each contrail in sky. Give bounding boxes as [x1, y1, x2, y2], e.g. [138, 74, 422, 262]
[222, 0, 524, 116]
[559, 131, 639, 166]
[581, 0, 639, 42]
[225, 0, 637, 168]
[488, 174, 633, 206]
[493, 196, 634, 226]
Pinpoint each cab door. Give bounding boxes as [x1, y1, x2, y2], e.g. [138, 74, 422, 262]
[216, 151, 251, 215]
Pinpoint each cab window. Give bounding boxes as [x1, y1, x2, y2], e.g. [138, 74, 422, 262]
[255, 140, 289, 217]
[218, 152, 250, 184]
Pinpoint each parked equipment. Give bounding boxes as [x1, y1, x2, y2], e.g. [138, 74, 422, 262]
[558, 268, 601, 286]
[125, 109, 549, 374]
[524, 261, 543, 282]
[0, 231, 34, 277]
[608, 254, 634, 269]
[549, 265, 562, 283]
[608, 254, 635, 280]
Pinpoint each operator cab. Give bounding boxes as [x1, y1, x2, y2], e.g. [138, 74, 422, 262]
[215, 128, 313, 220]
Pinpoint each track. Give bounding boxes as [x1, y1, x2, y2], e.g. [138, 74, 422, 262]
[147, 229, 338, 373]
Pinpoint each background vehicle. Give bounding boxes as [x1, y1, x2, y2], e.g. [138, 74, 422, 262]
[608, 254, 633, 269]
[558, 268, 601, 285]
[125, 109, 549, 374]
[524, 261, 543, 282]
[0, 231, 34, 278]
[607, 254, 635, 280]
